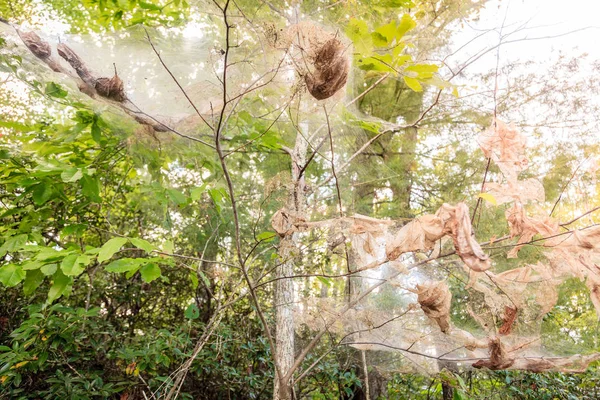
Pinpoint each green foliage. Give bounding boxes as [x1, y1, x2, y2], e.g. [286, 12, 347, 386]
[345, 15, 450, 95]
[0, 303, 274, 399]
[0, 0, 192, 33]
[1, 0, 599, 398]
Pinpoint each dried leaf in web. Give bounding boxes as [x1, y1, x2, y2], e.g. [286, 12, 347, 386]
[472, 337, 514, 370]
[492, 264, 559, 316]
[95, 73, 126, 102]
[437, 203, 491, 272]
[498, 306, 518, 335]
[510, 353, 600, 373]
[271, 208, 307, 237]
[416, 281, 452, 333]
[345, 215, 390, 266]
[386, 203, 490, 272]
[505, 203, 558, 258]
[56, 43, 96, 86]
[477, 119, 528, 182]
[18, 30, 51, 59]
[474, 337, 600, 372]
[545, 228, 600, 317]
[585, 274, 600, 319]
[451, 329, 489, 351]
[549, 226, 600, 251]
[386, 214, 443, 260]
[484, 178, 545, 205]
[17, 30, 68, 74]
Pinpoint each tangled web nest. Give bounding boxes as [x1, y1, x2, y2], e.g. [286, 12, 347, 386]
[266, 21, 349, 100]
[280, 119, 600, 375]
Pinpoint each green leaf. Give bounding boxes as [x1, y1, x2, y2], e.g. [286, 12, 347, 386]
[98, 237, 128, 263]
[40, 263, 57, 276]
[140, 263, 161, 283]
[396, 14, 416, 40]
[373, 21, 397, 47]
[190, 184, 207, 201]
[184, 303, 200, 320]
[125, 265, 142, 279]
[105, 258, 140, 273]
[424, 75, 451, 90]
[81, 175, 101, 202]
[189, 272, 198, 289]
[23, 269, 44, 295]
[90, 122, 102, 143]
[371, 32, 388, 47]
[256, 231, 276, 242]
[36, 248, 63, 262]
[316, 276, 331, 287]
[478, 192, 498, 206]
[345, 18, 371, 54]
[357, 54, 396, 73]
[358, 120, 382, 134]
[198, 270, 210, 288]
[131, 238, 155, 254]
[45, 82, 68, 98]
[139, 1, 162, 11]
[47, 270, 72, 303]
[62, 224, 87, 237]
[162, 240, 174, 254]
[61, 254, 85, 276]
[0, 264, 25, 287]
[0, 234, 28, 256]
[22, 260, 43, 270]
[403, 76, 422, 92]
[392, 43, 408, 58]
[61, 167, 83, 183]
[76, 254, 92, 268]
[167, 189, 187, 205]
[208, 188, 227, 214]
[405, 64, 439, 79]
[345, 18, 368, 41]
[32, 183, 54, 205]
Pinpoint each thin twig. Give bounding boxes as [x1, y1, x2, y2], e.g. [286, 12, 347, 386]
[144, 28, 214, 132]
[550, 158, 588, 217]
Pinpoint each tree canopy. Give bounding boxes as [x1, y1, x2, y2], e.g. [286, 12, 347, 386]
[1, 1, 599, 399]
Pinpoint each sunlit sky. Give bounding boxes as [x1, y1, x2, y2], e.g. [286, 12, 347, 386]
[452, 0, 600, 71]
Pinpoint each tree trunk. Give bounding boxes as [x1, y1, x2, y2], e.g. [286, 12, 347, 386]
[353, 362, 388, 400]
[273, 123, 308, 400]
[389, 125, 418, 215]
[442, 382, 453, 400]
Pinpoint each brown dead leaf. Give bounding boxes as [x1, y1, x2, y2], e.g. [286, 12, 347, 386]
[438, 203, 491, 272]
[505, 203, 558, 258]
[19, 30, 52, 59]
[472, 337, 514, 370]
[498, 306, 518, 335]
[477, 119, 528, 182]
[95, 73, 125, 102]
[416, 281, 452, 333]
[386, 214, 444, 260]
